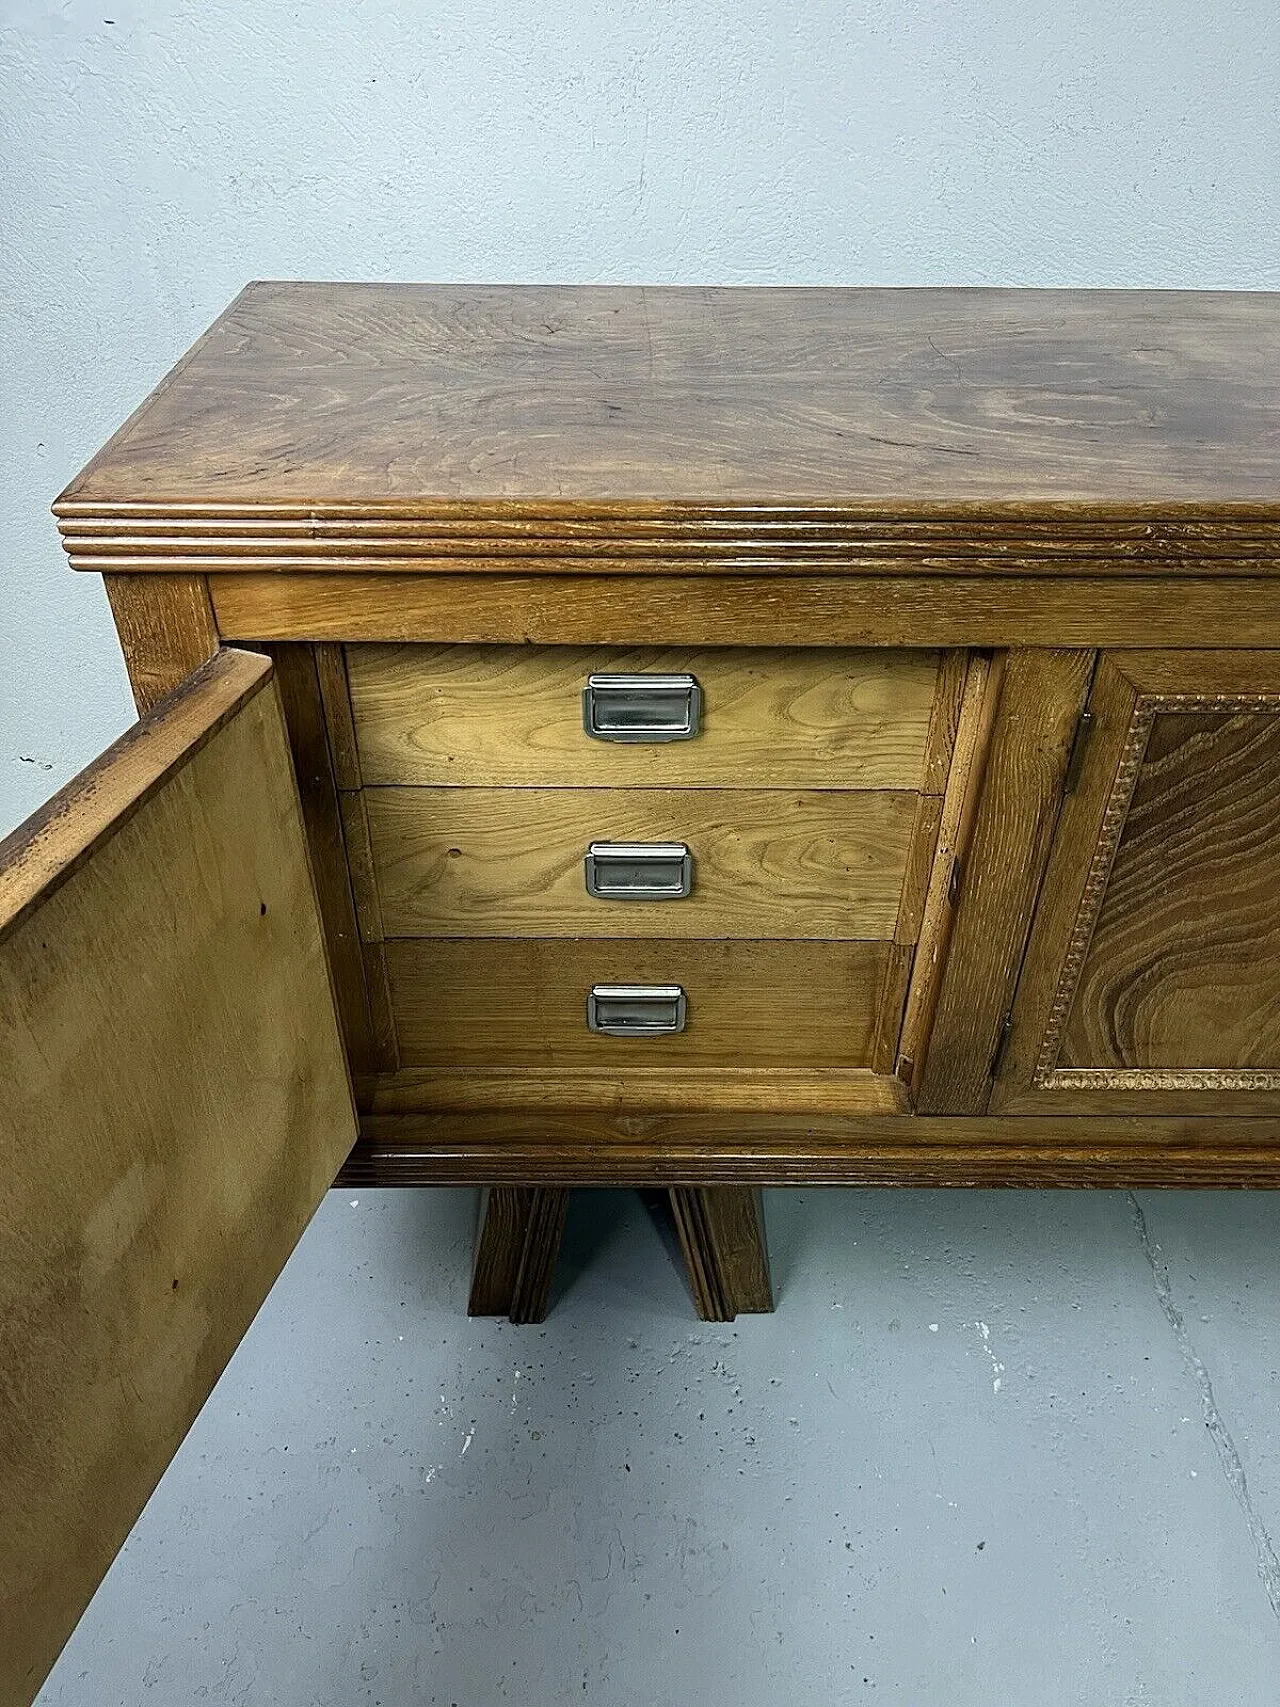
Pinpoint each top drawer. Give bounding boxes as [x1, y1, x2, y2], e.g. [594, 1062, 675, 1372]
[346, 644, 940, 789]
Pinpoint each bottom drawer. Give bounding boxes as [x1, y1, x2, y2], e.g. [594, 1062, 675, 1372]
[385, 938, 892, 1069]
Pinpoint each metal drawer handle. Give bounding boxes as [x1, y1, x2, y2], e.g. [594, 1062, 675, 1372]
[582, 673, 702, 742]
[586, 984, 687, 1037]
[584, 841, 694, 901]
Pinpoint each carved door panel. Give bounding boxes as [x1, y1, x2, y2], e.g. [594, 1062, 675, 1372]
[992, 652, 1280, 1115]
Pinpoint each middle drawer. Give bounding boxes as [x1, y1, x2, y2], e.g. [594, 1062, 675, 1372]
[361, 786, 917, 939]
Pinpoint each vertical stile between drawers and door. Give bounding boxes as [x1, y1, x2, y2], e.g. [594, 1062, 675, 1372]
[893, 652, 1003, 1098]
[314, 641, 402, 1079]
[871, 649, 974, 1078]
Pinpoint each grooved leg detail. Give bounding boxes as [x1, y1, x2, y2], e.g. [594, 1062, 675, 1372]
[468, 1187, 569, 1323]
[669, 1188, 774, 1321]
[509, 1188, 570, 1324]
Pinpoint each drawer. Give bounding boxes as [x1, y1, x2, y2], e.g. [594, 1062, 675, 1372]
[363, 786, 918, 939]
[347, 644, 940, 789]
[385, 938, 891, 1068]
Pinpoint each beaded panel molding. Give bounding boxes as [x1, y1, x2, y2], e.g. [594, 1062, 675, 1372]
[1036, 692, 1280, 1093]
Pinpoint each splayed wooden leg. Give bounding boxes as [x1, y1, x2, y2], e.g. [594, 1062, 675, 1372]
[668, 1188, 774, 1322]
[468, 1187, 570, 1323]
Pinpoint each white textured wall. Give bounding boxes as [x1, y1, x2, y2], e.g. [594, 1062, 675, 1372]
[2, 0, 1278, 832]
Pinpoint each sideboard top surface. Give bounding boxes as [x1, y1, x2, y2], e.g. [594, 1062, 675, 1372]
[55, 284, 1280, 566]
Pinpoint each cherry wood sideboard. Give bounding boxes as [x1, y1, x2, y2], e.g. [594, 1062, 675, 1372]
[4, 284, 1280, 1703]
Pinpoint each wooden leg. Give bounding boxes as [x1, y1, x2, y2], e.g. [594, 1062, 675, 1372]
[668, 1188, 774, 1321]
[467, 1187, 570, 1323]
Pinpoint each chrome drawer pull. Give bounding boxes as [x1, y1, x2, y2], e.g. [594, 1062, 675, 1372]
[586, 984, 687, 1037]
[582, 673, 702, 742]
[584, 841, 694, 901]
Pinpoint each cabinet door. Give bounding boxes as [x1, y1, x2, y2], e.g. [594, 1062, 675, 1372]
[992, 651, 1280, 1115]
[0, 648, 356, 1706]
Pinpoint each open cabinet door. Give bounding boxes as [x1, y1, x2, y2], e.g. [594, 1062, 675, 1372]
[0, 648, 357, 1707]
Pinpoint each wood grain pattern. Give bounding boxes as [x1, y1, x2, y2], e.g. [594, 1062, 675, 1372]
[209, 571, 1280, 652]
[669, 1189, 773, 1320]
[915, 649, 1094, 1114]
[360, 937, 400, 1079]
[1058, 708, 1280, 1075]
[336, 790, 400, 1071]
[365, 785, 916, 940]
[921, 649, 970, 794]
[57, 286, 1280, 1208]
[994, 1086, 1280, 1116]
[340, 1115, 1280, 1187]
[893, 791, 944, 945]
[385, 937, 890, 1070]
[896, 654, 1001, 1090]
[313, 639, 397, 1072]
[468, 1188, 569, 1323]
[872, 941, 916, 1076]
[0, 653, 355, 1706]
[337, 787, 386, 942]
[71, 539, 1280, 577]
[316, 641, 362, 788]
[57, 286, 1280, 556]
[0, 650, 266, 932]
[358, 1068, 909, 1116]
[266, 645, 381, 1073]
[346, 643, 938, 789]
[468, 1188, 529, 1316]
[104, 572, 218, 713]
[994, 652, 1280, 1116]
[988, 653, 1139, 1112]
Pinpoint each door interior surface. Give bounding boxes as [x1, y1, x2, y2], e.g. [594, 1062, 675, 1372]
[0, 649, 356, 1707]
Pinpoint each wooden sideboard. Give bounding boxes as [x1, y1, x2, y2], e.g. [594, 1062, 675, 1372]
[4, 283, 1280, 1702]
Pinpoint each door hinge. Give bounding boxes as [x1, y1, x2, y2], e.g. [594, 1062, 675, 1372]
[989, 1012, 1014, 1079]
[1063, 707, 1095, 794]
[947, 855, 963, 907]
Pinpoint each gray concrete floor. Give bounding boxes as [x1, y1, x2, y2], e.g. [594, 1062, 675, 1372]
[37, 1188, 1280, 1705]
